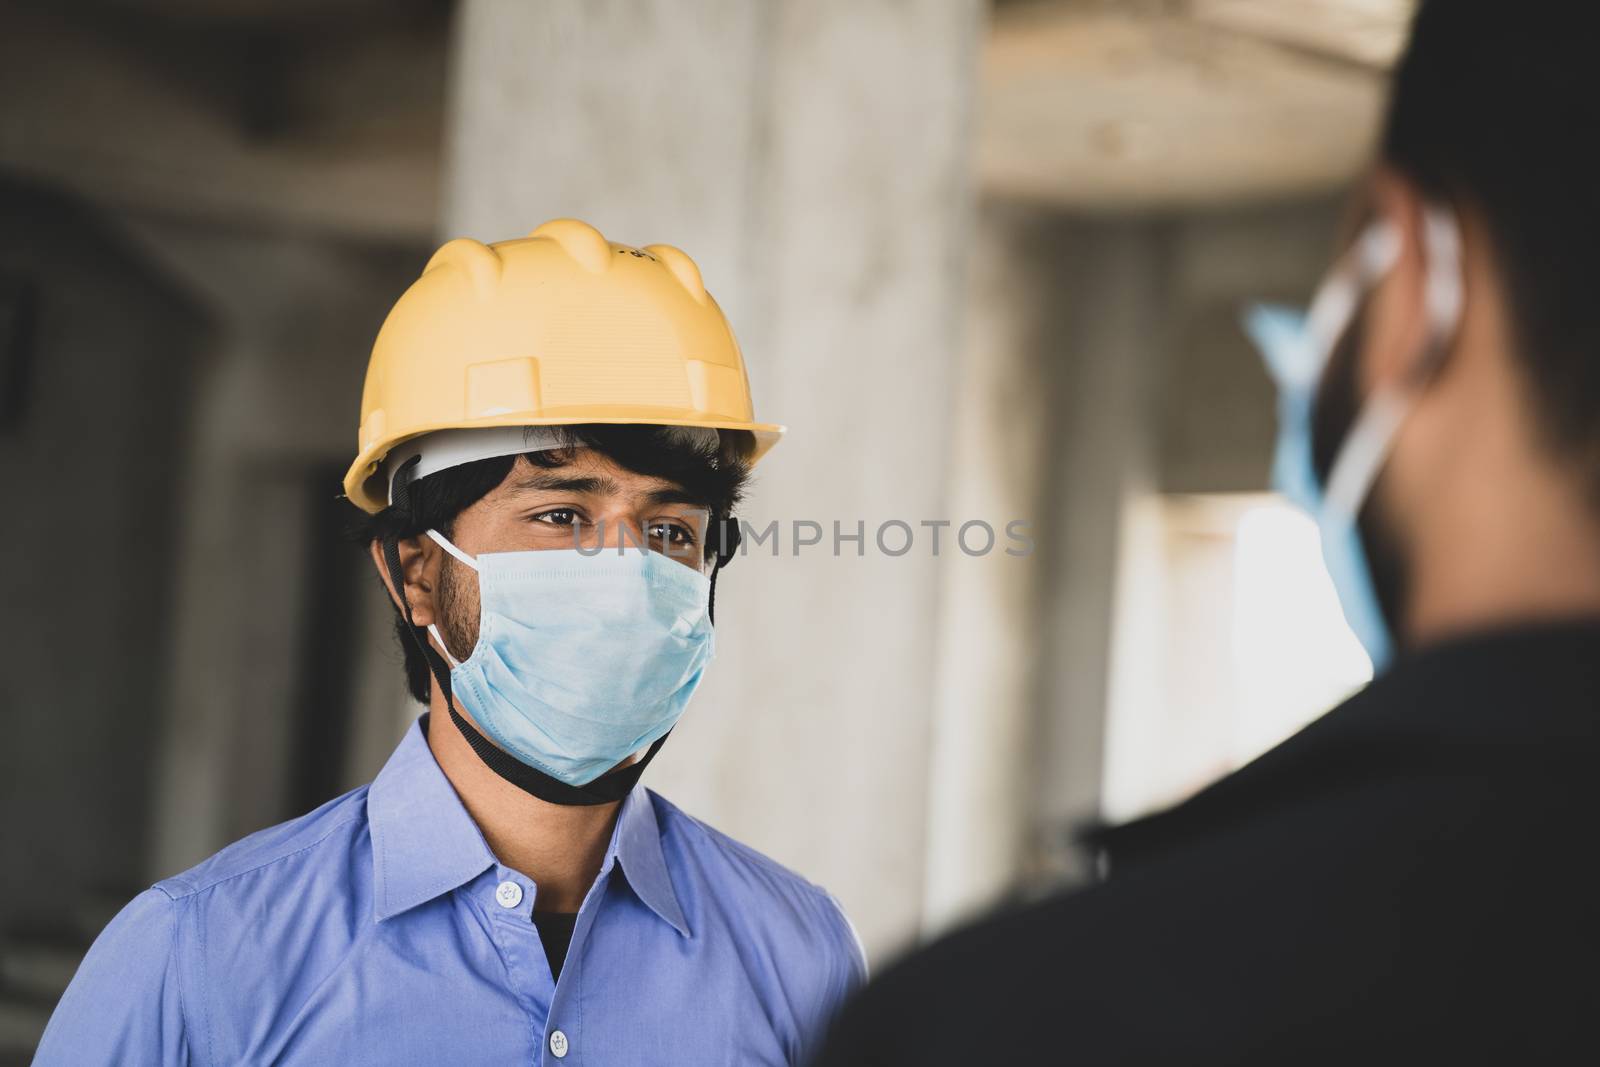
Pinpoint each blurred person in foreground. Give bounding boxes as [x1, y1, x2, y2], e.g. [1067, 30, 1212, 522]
[37, 220, 864, 1065]
[816, 2, 1598, 1063]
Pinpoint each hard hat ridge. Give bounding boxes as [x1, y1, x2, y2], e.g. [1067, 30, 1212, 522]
[423, 238, 504, 300]
[644, 243, 708, 303]
[529, 217, 614, 273]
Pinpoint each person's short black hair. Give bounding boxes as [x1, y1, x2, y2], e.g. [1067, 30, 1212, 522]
[355, 424, 754, 703]
[1383, 0, 1600, 496]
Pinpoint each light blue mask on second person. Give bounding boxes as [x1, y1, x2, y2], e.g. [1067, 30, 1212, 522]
[425, 535, 716, 786]
[1244, 204, 1463, 674]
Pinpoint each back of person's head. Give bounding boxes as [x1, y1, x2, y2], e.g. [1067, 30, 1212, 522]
[1384, 0, 1600, 500]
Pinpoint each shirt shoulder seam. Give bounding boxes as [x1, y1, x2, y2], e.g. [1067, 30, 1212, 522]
[155, 812, 367, 899]
[166, 890, 197, 1065]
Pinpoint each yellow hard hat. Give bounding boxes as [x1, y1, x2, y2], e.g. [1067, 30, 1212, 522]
[342, 217, 783, 513]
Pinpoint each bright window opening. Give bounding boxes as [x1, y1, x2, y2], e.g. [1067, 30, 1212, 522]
[1101, 493, 1372, 823]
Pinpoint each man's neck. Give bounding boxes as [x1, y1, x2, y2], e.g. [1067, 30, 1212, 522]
[425, 695, 622, 913]
[1395, 261, 1600, 651]
[1404, 456, 1600, 650]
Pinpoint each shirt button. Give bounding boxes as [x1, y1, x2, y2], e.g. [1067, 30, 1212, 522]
[494, 880, 523, 909]
[549, 1029, 569, 1058]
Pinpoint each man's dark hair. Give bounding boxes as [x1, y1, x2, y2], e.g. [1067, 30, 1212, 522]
[1383, 0, 1600, 489]
[355, 424, 754, 703]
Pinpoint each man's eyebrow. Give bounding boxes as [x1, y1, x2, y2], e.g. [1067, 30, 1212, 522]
[508, 473, 618, 495]
[505, 472, 704, 508]
[645, 486, 710, 508]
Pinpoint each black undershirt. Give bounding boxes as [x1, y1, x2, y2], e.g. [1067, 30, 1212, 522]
[532, 910, 579, 982]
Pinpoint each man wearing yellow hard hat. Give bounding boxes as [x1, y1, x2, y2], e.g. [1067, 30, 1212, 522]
[37, 220, 865, 1065]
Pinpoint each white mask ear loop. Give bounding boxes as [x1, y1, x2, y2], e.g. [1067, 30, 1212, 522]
[1322, 204, 1464, 519]
[424, 529, 480, 669]
[1302, 218, 1403, 375]
[427, 529, 481, 571]
[428, 624, 463, 670]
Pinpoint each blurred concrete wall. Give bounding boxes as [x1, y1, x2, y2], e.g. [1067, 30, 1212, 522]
[0, 177, 204, 929]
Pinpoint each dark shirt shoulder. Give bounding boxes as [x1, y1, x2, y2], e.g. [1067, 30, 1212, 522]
[819, 623, 1600, 1066]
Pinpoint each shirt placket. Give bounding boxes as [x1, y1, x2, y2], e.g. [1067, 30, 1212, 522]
[538, 861, 629, 1066]
[481, 866, 555, 1063]
[484, 862, 623, 1065]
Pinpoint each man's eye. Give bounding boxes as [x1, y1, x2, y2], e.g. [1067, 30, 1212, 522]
[649, 522, 696, 547]
[533, 509, 580, 527]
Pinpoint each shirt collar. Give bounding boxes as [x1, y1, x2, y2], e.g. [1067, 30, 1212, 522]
[368, 716, 690, 937]
[608, 783, 691, 938]
[368, 717, 498, 922]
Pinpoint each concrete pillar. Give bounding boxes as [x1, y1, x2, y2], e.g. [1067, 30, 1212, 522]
[919, 211, 1172, 915]
[445, 0, 982, 956]
[1030, 221, 1169, 883]
[918, 201, 1062, 933]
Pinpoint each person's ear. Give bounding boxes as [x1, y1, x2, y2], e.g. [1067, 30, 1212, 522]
[368, 535, 443, 628]
[1361, 168, 1434, 394]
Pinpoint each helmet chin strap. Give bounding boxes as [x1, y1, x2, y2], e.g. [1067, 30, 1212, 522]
[379, 455, 734, 807]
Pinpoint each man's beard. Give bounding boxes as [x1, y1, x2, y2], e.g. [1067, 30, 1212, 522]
[435, 554, 481, 665]
[1313, 310, 1411, 642]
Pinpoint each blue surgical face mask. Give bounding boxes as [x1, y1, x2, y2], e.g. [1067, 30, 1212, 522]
[423, 534, 716, 786]
[1244, 204, 1463, 674]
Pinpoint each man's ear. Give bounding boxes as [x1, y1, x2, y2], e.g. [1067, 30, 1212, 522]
[1362, 167, 1434, 394]
[368, 535, 441, 628]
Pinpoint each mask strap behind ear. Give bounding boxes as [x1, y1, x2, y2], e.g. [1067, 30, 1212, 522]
[1304, 219, 1402, 379]
[427, 623, 462, 670]
[423, 530, 476, 667]
[426, 529, 480, 571]
[1322, 204, 1465, 519]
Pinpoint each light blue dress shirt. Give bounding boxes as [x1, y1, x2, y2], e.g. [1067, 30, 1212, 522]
[35, 717, 866, 1065]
